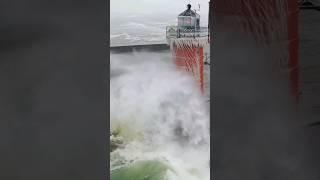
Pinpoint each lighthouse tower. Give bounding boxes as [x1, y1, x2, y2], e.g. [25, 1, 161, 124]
[166, 4, 209, 94]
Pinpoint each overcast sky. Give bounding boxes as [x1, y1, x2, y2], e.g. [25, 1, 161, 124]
[111, 0, 209, 17]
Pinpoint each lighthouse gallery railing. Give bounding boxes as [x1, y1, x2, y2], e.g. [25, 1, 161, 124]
[166, 26, 209, 39]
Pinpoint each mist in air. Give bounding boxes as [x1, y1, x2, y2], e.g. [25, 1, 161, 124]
[110, 52, 210, 180]
[110, 0, 209, 46]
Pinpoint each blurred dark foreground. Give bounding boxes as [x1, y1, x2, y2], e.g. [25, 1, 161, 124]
[211, 8, 320, 180]
[0, 1, 107, 179]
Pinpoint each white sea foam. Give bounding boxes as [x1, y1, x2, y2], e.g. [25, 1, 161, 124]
[110, 52, 210, 180]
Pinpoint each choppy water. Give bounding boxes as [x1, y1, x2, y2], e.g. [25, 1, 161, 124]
[110, 14, 208, 46]
[110, 52, 210, 180]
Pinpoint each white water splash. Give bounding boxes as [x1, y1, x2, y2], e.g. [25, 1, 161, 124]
[110, 52, 210, 180]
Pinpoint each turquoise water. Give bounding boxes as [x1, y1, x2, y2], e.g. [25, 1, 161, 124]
[111, 160, 168, 180]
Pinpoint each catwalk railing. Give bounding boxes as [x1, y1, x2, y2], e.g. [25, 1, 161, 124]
[166, 26, 209, 39]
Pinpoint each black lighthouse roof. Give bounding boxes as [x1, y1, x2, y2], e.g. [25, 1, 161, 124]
[179, 4, 198, 17]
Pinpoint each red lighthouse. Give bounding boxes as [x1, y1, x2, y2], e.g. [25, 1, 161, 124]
[166, 4, 209, 94]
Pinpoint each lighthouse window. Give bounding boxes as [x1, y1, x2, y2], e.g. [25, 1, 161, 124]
[196, 19, 200, 28]
[178, 16, 193, 27]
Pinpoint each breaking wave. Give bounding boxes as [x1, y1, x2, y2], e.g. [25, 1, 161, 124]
[110, 52, 210, 180]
